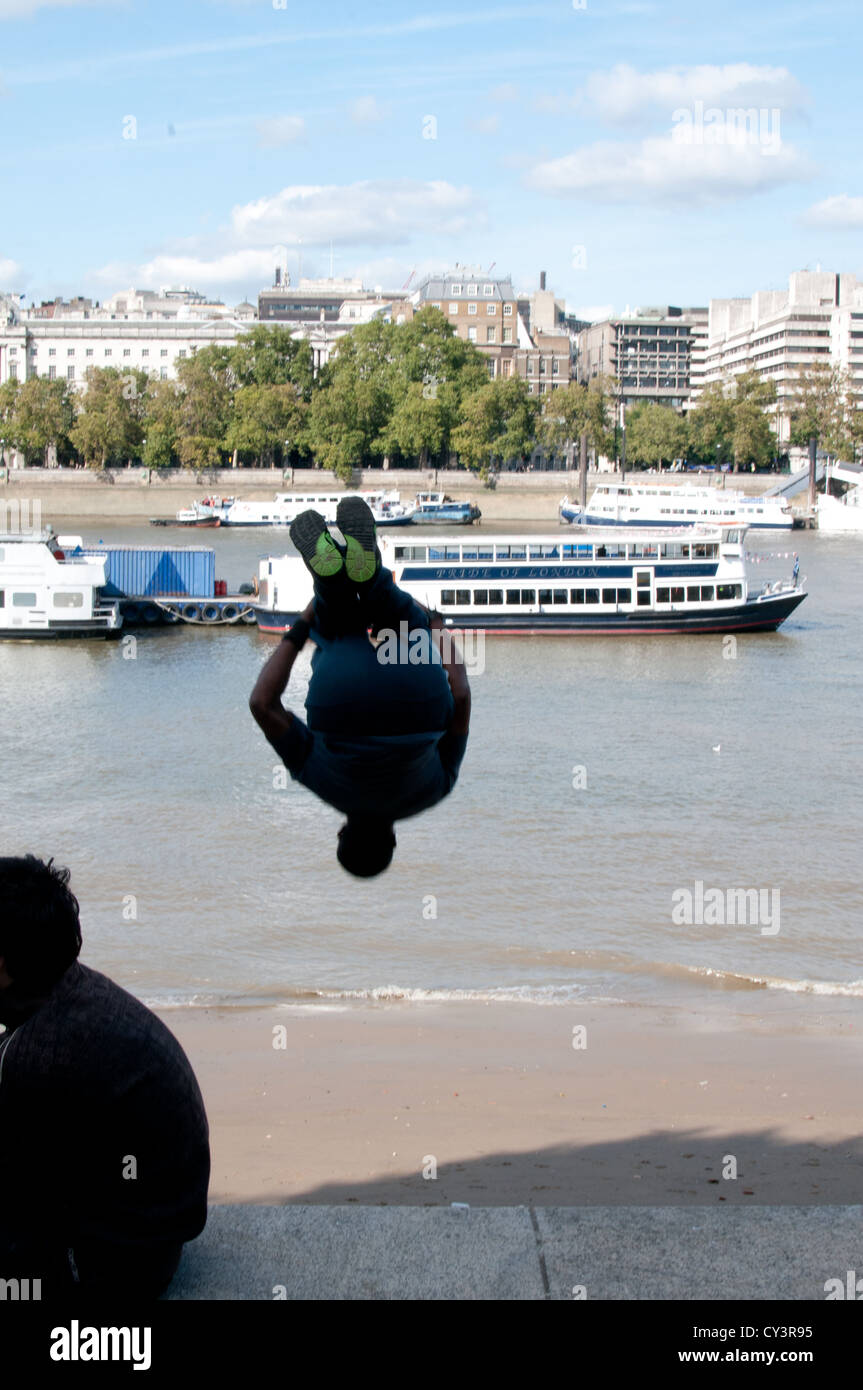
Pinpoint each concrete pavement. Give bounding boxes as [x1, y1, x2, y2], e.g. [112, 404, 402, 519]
[164, 1204, 862, 1300]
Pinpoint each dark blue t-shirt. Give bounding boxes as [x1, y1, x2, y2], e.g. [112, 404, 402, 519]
[271, 720, 468, 820]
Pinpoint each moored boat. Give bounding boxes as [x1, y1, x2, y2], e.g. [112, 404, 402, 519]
[410, 492, 482, 525]
[253, 525, 806, 635]
[560, 482, 794, 531]
[0, 531, 122, 639]
[816, 463, 863, 533]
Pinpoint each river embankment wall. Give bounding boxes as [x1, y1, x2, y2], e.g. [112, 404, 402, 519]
[0, 466, 787, 524]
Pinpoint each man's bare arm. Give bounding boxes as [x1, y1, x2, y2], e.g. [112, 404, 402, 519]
[249, 599, 314, 743]
[427, 612, 471, 736]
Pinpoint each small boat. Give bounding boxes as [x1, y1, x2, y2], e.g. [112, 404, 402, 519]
[150, 508, 222, 528]
[0, 530, 122, 639]
[409, 492, 481, 525]
[817, 463, 863, 533]
[560, 482, 794, 531]
[252, 525, 806, 635]
[178, 489, 416, 528]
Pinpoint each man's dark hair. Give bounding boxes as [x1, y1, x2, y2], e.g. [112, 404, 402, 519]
[336, 820, 396, 879]
[0, 855, 82, 992]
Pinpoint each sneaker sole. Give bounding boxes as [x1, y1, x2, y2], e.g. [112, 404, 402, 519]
[289, 510, 343, 578]
[337, 498, 378, 583]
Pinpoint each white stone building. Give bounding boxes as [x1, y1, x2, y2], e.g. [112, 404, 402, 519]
[700, 270, 863, 445]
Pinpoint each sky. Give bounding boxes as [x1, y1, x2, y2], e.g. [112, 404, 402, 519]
[0, 0, 860, 320]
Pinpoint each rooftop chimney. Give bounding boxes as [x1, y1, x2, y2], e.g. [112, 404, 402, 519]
[540, 270, 547, 290]
[275, 267, 281, 287]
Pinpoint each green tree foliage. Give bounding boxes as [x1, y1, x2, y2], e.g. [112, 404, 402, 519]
[788, 362, 861, 459]
[141, 379, 182, 468]
[539, 377, 616, 462]
[451, 377, 539, 479]
[69, 367, 148, 467]
[622, 402, 689, 469]
[228, 325, 314, 397]
[224, 382, 308, 468]
[174, 346, 234, 469]
[689, 372, 777, 471]
[3, 376, 75, 466]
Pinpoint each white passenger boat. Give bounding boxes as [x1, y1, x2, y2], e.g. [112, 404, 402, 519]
[560, 482, 794, 531]
[0, 531, 122, 639]
[254, 526, 805, 635]
[410, 492, 482, 525]
[817, 463, 863, 533]
[182, 489, 416, 528]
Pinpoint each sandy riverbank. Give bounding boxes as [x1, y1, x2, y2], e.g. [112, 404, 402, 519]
[160, 999, 863, 1207]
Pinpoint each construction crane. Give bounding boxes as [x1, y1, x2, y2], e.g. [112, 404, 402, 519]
[402, 268, 417, 290]
[486, 262, 496, 274]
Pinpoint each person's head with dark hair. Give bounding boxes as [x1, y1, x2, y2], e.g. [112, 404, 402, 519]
[336, 819, 396, 878]
[0, 855, 82, 995]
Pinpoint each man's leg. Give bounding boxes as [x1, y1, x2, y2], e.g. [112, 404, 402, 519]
[289, 508, 367, 639]
[335, 497, 430, 634]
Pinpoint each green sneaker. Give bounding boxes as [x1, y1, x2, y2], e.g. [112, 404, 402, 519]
[289, 510, 343, 578]
[336, 497, 379, 584]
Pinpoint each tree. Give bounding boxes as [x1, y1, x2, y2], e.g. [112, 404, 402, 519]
[228, 325, 314, 398]
[687, 380, 735, 468]
[69, 367, 148, 467]
[5, 376, 75, 466]
[539, 377, 616, 463]
[624, 402, 689, 469]
[224, 382, 308, 468]
[174, 346, 233, 470]
[306, 320, 396, 479]
[141, 378, 181, 468]
[788, 362, 860, 460]
[452, 377, 539, 479]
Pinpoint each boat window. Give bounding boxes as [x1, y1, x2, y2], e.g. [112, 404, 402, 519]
[456, 589, 471, 605]
[461, 549, 477, 560]
[539, 589, 552, 604]
[428, 546, 447, 560]
[585, 589, 599, 604]
[701, 586, 715, 601]
[509, 546, 526, 560]
[521, 589, 535, 604]
[487, 590, 503, 604]
[571, 588, 584, 605]
[670, 586, 685, 602]
[687, 585, 700, 601]
[495, 546, 511, 560]
[601, 588, 617, 604]
[53, 592, 84, 608]
[628, 543, 658, 559]
[440, 590, 455, 605]
[656, 587, 670, 603]
[562, 543, 593, 559]
[529, 544, 560, 559]
[12, 592, 37, 606]
[553, 589, 567, 604]
[473, 590, 488, 604]
[394, 546, 428, 561]
[445, 547, 461, 560]
[476, 546, 494, 560]
[506, 589, 521, 604]
[617, 588, 632, 604]
[0, 589, 4, 606]
[717, 584, 742, 600]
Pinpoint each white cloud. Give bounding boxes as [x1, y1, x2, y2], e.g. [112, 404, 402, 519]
[526, 133, 813, 204]
[255, 115, 305, 148]
[350, 95, 388, 125]
[802, 194, 863, 228]
[230, 180, 484, 246]
[0, 256, 21, 282]
[576, 63, 808, 126]
[94, 248, 278, 292]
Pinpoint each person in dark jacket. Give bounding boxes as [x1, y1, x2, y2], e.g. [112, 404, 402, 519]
[250, 496, 471, 878]
[0, 855, 210, 1300]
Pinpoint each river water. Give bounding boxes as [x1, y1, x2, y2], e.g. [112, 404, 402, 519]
[2, 516, 860, 1024]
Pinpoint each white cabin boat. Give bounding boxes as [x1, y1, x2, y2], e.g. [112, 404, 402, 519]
[0, 532, 122, 638]
[253, 526, 806, 635]
[817, 463, 863, 533]
[560, 482, 794, 531]
[187, 489, 415, 528]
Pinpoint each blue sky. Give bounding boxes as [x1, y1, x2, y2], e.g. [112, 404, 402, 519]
[0, 0, 860, 318]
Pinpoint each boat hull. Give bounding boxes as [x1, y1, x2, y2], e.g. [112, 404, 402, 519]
[560, 506, 792, 531]
[255, 591, 805, 636]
